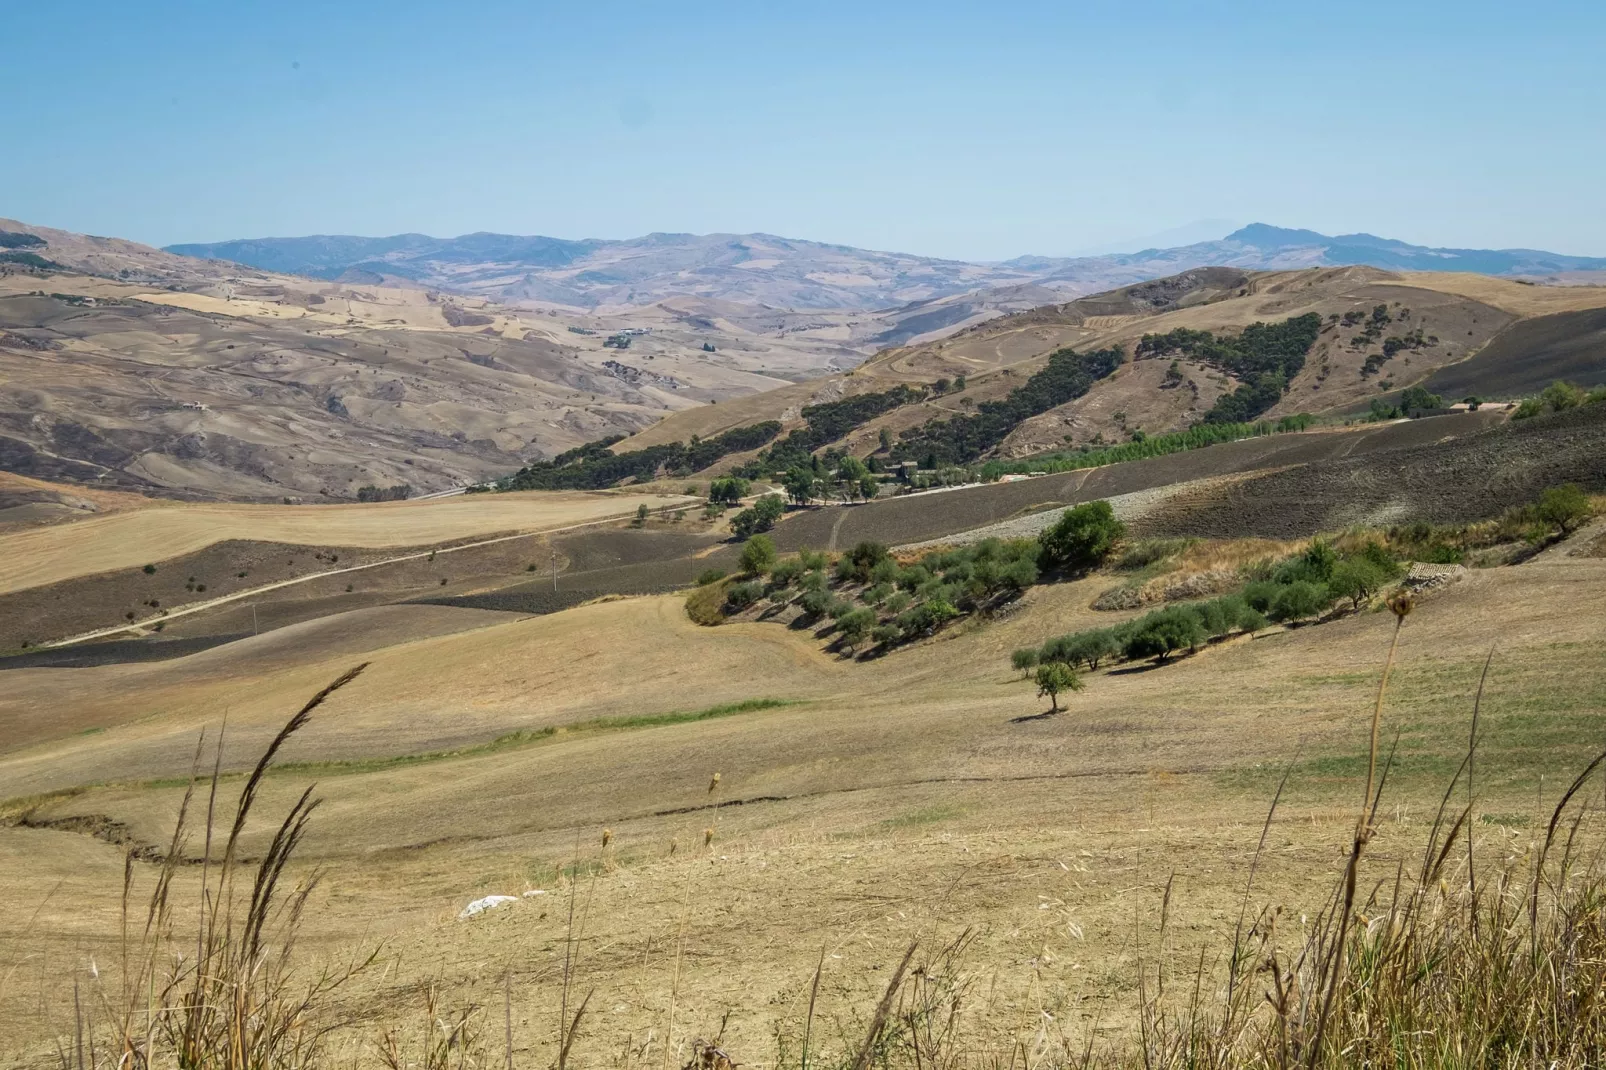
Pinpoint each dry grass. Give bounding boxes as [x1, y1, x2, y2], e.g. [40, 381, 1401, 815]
[5, 547, 1606, 1066]
[0, 490, 688, 595]
[27, 601, 1606, 1068]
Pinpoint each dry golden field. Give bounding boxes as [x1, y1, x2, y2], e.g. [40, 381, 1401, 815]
[0, 488, 688, 594]
[4, 534, 1604, 1066]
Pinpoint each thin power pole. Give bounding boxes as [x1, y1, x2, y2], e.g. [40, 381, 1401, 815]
[552, 550, 559, 592]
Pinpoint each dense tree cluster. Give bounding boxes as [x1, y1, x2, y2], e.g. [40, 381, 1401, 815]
[1136, 314, 1322, 424]
[729, 494, 787, 538]
[354, 483, 412, 502]
[734, 386, 927, 477]
[498, 422, 782, 491]
[890, 346, 1126, 466]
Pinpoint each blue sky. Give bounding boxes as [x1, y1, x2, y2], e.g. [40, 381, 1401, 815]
[5, 1, 1603, 260]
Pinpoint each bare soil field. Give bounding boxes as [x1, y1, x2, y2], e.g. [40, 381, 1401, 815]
[1137, 403, 1606, 538]
[4, 539, 1604, 1066]
[770, 411, 1510, 551]
[1423, 305, 1606, 399]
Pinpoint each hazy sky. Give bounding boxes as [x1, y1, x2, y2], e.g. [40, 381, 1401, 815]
[6, 1, 1604, 260]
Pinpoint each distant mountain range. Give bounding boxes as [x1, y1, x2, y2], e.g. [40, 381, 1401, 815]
[167, 224, 1606, 314]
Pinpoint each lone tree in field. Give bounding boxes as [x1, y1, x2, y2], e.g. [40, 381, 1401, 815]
[739, 533, 778, 575]
[1538, 483, 1592, 534]
[1039, 501, 1125, 573]
[1035, 661, 1082, 713]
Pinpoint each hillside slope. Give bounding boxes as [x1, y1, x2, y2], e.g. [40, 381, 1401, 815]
[0, 221, 881, 499]
[616, 266, 1606, 466]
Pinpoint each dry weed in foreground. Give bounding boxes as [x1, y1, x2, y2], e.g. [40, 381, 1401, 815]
[49, 663, 374, 1070]
[46, 605, 1606, 1068]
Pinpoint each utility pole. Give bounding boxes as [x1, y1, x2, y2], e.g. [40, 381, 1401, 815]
[251, 604, 259, 635]
[552, 550, 558, 592]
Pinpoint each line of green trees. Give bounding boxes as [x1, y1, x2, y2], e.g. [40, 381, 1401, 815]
[888, 347, 1126, 467]
[977, 414, 1314, 481]
[1013, 539, 1402, 675]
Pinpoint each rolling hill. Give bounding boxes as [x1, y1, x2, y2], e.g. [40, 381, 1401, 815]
[611, 265, 1606, 468]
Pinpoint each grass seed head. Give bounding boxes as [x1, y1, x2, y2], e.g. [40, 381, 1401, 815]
[704, 827, 714, 847]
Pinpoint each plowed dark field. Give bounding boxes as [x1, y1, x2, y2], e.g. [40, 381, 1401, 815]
[770, 412, 1506, 551]
[1136, 403, 1606, 538]
[1424, 307, 1606, 400]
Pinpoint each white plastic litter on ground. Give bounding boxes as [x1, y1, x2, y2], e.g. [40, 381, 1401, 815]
[458, 895, 518, 919]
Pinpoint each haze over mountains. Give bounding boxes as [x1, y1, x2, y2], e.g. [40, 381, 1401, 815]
[169, 223, 1606, 314]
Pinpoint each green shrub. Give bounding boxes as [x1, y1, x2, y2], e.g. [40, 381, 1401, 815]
[1328, 558, 1390, 610]
[1011, 648, 1040, 675]
[1039, 500, 1125, 572]
[1538, 483, 1593, 534]
[884, 591, 912, 614]
[739, 534, 778, 575]
[836, 608, 878, 647]
[709, 476, 750, 504]
[798, 588, 834, 616]
[1270, 581, 1331, 622]
[869, 557, 901, 585]
[895, 598, 960, 636]
[1274, 540, 1337, 585]
[1542, 381, 1586, 412]
[862, 583, 893, 605]
[1242, 580, 1281, 613]
[871, 623, 903, 644]
[1122, 606, 1206, 662]
[798, 548, 829, 571]
[769, 559, 804, 587]
[725, 581, 763, 609]
[1034, 661, 1083, 711]
[696, 568, 727, 586]
[896, 565, 931, 592]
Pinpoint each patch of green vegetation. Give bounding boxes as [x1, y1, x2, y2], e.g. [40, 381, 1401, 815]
[1138, 313, 1322, 423]
[735, 385, 927, 477]
[980, 416, 1313, 481]
[0, 251, 62, 270]
[498, 421, 781, 491]
[891, 346, 1126, 467]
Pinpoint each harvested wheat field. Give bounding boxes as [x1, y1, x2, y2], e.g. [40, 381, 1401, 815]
[5, 537, 1605, 1066]
[0, 488, 690, 595]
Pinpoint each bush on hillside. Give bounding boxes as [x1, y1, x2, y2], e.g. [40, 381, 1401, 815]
[1538, 483, 1592, 534]
[1269, 580, 1332, 622]
[1039, 501, 1125, 572]
[739, 534, 777, 575]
